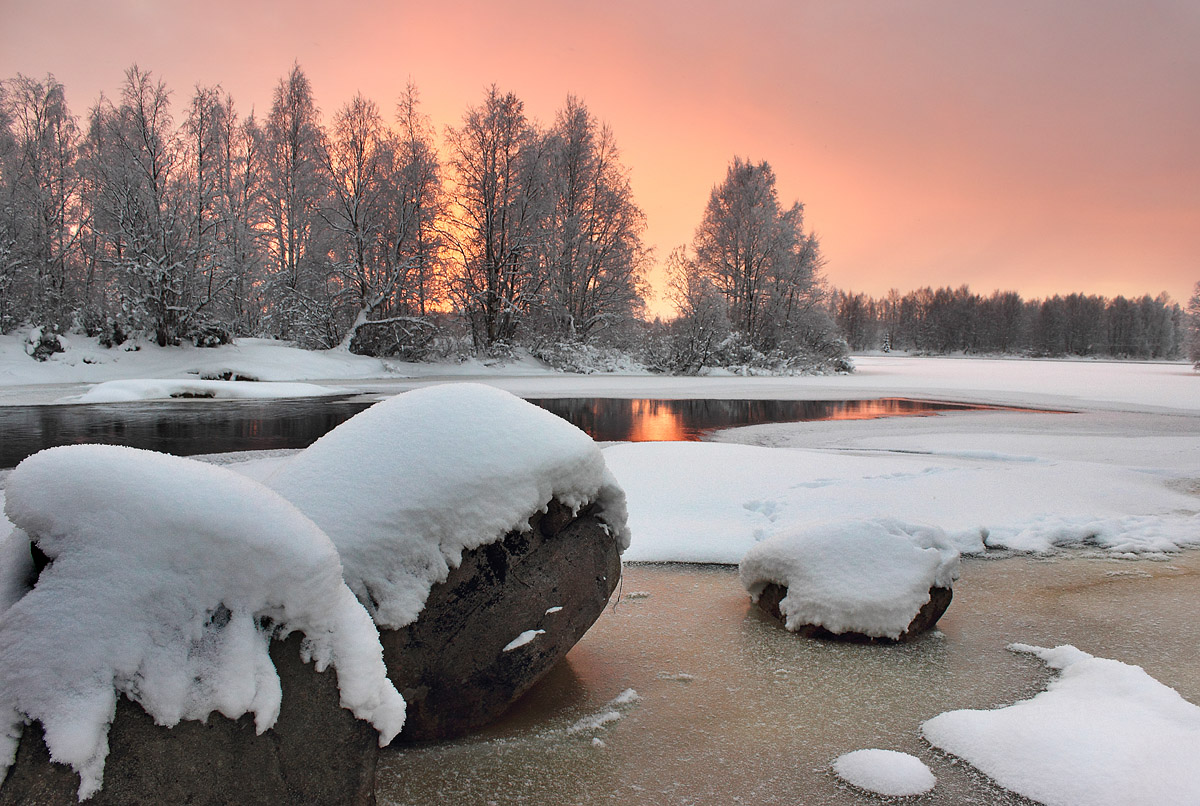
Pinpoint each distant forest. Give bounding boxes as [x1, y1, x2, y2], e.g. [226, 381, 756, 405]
[832, 286, 1197, 361]
[2, 66, 1197, 372]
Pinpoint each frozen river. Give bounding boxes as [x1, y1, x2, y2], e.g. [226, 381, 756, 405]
[378, 552, 1200, 805]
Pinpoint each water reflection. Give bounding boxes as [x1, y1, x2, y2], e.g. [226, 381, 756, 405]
[378, 554, 1200, 805]
[0, 396, 1019, 468]
[527, 397, 1006, 443]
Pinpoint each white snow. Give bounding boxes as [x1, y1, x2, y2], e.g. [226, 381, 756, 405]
[62, 378, 348, 403]
[922, 644, 1200, 806]
[0, 445, 405, 799]
[832, 749, 936, 797]
[265, 383, 629, 629]
[604, 441, 1200, 563]
[502, 629, 545, 652]
[739, 519, 960, 639]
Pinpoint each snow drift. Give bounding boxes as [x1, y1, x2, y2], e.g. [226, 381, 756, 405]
[0, 445, 405, 799]
[266, 383, 630, 629]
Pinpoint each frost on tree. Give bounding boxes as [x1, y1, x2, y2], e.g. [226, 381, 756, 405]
[266, 382, 631, 630]
[0, 445, 405, 800]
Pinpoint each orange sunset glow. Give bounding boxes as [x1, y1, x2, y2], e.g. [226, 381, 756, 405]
[3, 0, 1197, 316]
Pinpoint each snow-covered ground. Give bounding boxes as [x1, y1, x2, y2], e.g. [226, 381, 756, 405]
[2, 334, 1199, 804]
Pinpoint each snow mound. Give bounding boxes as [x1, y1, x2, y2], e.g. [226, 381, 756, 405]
[922, 644, 1200, 806]
[739, 518, 960, 639]
[0, 445, 405, 799]
[833, 749, 936, 797]
[63, 378, 347, 403]
[266, 383, 630, 629]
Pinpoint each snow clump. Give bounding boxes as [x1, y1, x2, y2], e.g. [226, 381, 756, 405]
[739, 518, 960, 639]
[832, 748, 936, 797]
[266, 383, 630, 629]
[0, 445, 405, 799]
[922, 644, 1200, 806]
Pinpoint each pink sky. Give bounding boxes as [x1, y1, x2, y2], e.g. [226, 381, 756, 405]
[3, 0, 1197, 315]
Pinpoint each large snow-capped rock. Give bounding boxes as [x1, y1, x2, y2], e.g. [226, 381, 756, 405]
[739, 518, 960, 641]
[265, 382, 630, 631]
[0, 445, 403, 803]
[266, 383, 630, 739]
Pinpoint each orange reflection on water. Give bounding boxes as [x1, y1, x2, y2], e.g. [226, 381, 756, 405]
[627, 399, 690, 441]
[822, 398, 940, 421]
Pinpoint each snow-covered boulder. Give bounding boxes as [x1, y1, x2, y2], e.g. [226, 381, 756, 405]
[266, 383, 629, 739]
[739, 518, 960, 641]
[0, 445, 404, 803]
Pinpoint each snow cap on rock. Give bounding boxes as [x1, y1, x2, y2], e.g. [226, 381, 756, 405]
[0, 445, 405, 799]
[739, 517, 960, 639]
[267, 382, 630, 629]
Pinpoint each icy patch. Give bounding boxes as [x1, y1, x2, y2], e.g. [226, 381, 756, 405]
[0, 445, 404, 799]
[62, 378, 346, 403]
[922, 644, 1200, 806]
[266, 383, 629, 629]
[833, 749, 936, 797]
[502, 629, 545, 652]
[740, 518, 960, 639]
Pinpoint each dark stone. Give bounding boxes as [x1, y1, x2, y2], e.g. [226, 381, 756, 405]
[0, 632, 380, 806]
[385, 499, 622, 743]
[755, 583, 953, 643]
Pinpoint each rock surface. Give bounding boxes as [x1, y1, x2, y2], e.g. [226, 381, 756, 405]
[385, 499, 622, 742]
[754, 583, 953, 643]
[0, 632, 380, 806]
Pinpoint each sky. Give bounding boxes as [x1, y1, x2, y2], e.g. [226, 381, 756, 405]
[2, 0, 1198, 315]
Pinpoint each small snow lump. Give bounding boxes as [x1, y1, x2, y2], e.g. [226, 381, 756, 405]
[833, 749, 936, 797]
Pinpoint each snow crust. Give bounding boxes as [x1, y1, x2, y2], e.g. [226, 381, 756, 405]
[832, 748, 936, 797]
[266, 383, 630, 629]
[0, 446, 405, 799]
[64, 378, 347, 403]
[740, 519, 960, 639]
[922, 644, 1200, 806]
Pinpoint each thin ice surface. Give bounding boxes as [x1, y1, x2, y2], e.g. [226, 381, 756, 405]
[266, 383, 629, 629]
[922, 644, 1200, 806]
[0, 445, 404, 799]
[739, 518, 960, 639]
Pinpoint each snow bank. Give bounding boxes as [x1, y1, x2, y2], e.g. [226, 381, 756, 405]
[740, 519, 960, 639]
[832, 749, 936, 797]
[605, 441, 1200, 563]
[266, 383, 630, 629]
[0, 445, 405, 799]
[922, 644, 1200, 806]
[63, 378, 348, 403]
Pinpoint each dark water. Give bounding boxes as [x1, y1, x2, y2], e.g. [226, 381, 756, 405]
[0, 396, 1012, 469]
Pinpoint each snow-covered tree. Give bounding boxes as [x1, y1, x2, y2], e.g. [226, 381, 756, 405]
[1187, 282, 1200, 369]
[262, 63, 329, 344]
[535, 95, 647, 343]
[445, 86, 547, 350]
[82, 66, 207, 346]
[0, 74, 82, 331]
[690, 157, 840, 359]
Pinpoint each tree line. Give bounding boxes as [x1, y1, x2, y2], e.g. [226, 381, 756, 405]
[0, 66, 849, 374]
[833, 285, 1197, 361]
